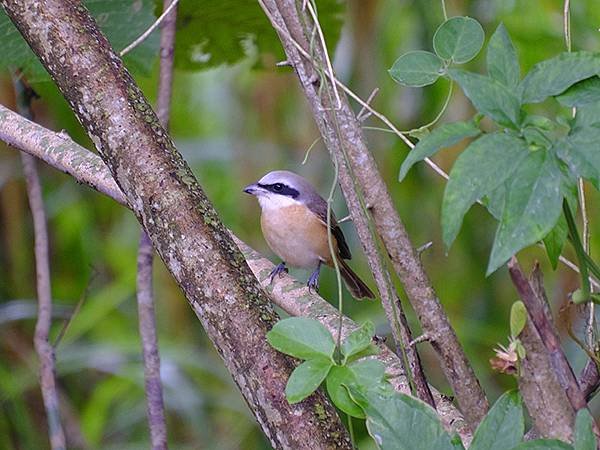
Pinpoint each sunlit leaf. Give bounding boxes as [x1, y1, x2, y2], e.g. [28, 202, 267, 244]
[341, 321, 375, 362]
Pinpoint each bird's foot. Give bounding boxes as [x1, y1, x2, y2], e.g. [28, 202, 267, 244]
[307, 263, 321, 294]
[269, 262, 288, 285]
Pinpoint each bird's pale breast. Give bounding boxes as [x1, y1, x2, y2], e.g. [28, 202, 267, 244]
[260, 204, 335, 269]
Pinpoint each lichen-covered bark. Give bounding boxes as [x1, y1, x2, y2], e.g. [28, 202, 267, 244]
[260, 0, 488, 429]
[0, 1, 350, 448]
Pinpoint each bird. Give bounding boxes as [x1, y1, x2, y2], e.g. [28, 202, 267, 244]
[243, 170, 375, 300]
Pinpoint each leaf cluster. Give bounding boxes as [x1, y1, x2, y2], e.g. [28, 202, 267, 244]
[392, 19, 600, 274]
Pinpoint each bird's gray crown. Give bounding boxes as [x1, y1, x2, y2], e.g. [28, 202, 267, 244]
[257, 170, 320, 201]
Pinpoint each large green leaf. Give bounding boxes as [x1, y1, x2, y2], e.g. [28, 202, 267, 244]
[520, 51, 600, 104]
[556, 124, 600, 190]
[512, 441, 573, 450]
[487, 23, 520, 89]
[285, 358, 332, 404]
[173, 0, 344, 70]
[349, 385, 464, 450]
[488, 150, 563, 274]
[433, 16, 484, 64]
[442, 133, 529, 249]
[389, 51, 445, 87]
[574, 408, 597, 450]
[448, 69, 522, 128]
[0, 0, 159, 81]
[574, 102, 600, 128]
[267, 317, 335, 360]
[469, 390, 523, 450]
[556, 77, 600, 107]
[543, 215, 568, 270]
[398, 120, 481, 181]
[340, 321, 375, 362]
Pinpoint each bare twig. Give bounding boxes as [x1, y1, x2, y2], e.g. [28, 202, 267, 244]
[507, 258, 598, 435]
[137, 231, 167, 450]
[260, 0, 486, 426]
[356, 87, 379, 121]
[13, 78, 66, 450]
[119, 0, 179, 57]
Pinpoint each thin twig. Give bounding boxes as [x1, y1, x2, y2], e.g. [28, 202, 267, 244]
[137, 231, 167, 450]
[135, 0, 178, 447]
[356, 87, 379, 121]
[13, 78, 66, 450]
[119, 0, 180, 57]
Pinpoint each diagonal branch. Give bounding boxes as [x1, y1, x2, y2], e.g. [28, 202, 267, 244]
[259, 0, 488, 429]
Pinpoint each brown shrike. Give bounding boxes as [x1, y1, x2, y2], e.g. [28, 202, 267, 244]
[243, 170, 374, 299]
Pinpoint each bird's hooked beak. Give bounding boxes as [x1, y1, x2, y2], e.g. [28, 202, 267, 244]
[243, 182, 261, 196]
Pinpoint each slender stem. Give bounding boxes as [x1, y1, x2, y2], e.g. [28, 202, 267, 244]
[13, 78, 66, 450]
[120, 0, 180, 56]
[440, 0, 448, 20]
[564, 200, 591, 300]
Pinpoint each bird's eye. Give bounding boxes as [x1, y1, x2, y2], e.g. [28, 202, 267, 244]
[272, 183, 283, 192]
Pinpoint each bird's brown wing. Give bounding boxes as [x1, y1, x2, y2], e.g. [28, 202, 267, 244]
[308, 195, 352, 260]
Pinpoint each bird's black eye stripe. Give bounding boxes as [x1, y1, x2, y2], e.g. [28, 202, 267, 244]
[258, 182, 299, 198]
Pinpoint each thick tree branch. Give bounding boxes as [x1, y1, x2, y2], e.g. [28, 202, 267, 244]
[259, 0, 488, 428]
[13, 79, 66, 450]
[508, 258, 597, 436]
[0, 103, 471, 443]
[0, 2, 351, 448]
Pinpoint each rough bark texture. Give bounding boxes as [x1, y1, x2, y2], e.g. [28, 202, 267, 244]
[259, 0, 488, 429]
[0, 1, 351, 448]
[580, 359, 600, 401]
[518, 317, 575, 442]
[0, 103, 472, 443]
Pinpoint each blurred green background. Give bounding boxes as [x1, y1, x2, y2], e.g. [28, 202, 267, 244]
[1, 0, 600, 448]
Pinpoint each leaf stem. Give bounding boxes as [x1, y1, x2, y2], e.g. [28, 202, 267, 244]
[440, 0, 448, 20]
[564, 200, 591, 300]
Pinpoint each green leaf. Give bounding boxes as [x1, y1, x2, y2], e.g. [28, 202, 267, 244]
[543, 215, 568, 270]
[487, 23, 520, 89]
[520, 51, 600, 104]
[488, 150, 563, 274]
[556, 77, 600, 107]
[0, 0, 160, 81]
[267, 317, 335, 360]
[433, 17, 484, 64]
[173, 0, 344, 70]
[574, 408, 597, 450]
[389, 51, 445, 87]
[556, 124, 600, 190]
[511, 440, 573, 450]
[326, 366, 366, 418]
[469, 390, 523, 450]
[442, 133, 529, 249]
[399, 120, 481, 181]
[483, 183, 506, 221]
[448, 69, 522, 128]
[285, 358, 332, 404]
[574, 102, 600, 128]
[510, 303, 528, 338]
[341, 321, 375, 362]
[349, 385, 462, 450]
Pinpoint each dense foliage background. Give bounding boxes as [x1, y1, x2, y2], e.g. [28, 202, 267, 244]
[2, 0, 600, 448]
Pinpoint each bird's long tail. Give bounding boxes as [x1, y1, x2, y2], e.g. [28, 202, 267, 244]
[338, 259, 375, 300]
